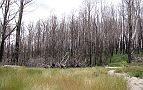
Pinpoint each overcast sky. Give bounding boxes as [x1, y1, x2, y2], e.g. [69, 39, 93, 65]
[23, 0, 121, 22]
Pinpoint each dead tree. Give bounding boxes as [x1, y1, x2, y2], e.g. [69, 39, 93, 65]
[127, 0, 133, 63]
[14, 0, 32, 65]
[0, 0, 17, 63]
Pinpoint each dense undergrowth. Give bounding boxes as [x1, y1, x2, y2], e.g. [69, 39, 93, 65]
[109, 54, 128, 67]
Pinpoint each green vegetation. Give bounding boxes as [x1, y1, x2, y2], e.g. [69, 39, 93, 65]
[108, 53, 143, 78]
[115, 64, 143, 78]
[109, 54, 128, 67]
[0, 67, 128, 90]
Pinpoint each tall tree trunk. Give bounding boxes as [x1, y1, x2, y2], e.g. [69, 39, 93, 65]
[0, 39, 5, 62]
[14, 0, 24, 65]
[0, 0, 10, 63]
[127, 0, 133, 63]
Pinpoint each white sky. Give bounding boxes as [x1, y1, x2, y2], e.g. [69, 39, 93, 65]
[23, 0, 121, 22]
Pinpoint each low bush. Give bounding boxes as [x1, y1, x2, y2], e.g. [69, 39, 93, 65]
[109, 54, 128, 67]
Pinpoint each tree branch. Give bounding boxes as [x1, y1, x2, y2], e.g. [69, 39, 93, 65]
[4, 26, 16, 40]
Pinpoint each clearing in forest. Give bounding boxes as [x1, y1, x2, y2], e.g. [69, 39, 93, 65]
[0, 67, 128, 90]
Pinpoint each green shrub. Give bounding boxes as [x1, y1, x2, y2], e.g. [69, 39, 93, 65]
[109, 54, 128, 67]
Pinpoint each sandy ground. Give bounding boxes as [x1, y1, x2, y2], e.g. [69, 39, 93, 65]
[108, 70, 143, 90]
[2, 65, 21, 68]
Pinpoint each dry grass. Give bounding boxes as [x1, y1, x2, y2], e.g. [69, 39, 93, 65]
[0, 67, 128, 90]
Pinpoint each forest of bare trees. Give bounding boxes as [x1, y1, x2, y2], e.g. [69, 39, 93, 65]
[0, 0, 143, 67]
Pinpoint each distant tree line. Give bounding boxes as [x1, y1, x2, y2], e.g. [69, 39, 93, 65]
[0, 0, 143, 67]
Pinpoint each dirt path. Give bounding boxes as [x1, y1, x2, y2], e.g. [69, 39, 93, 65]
[2, 65, 21, 68]
[108, 70, 143, 90]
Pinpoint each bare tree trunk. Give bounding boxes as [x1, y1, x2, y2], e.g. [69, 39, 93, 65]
[127, 0, 133, 63]
[0, 39, 5, 62]
[14, 0, 24, 65]
[0, 0, 10, 63]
